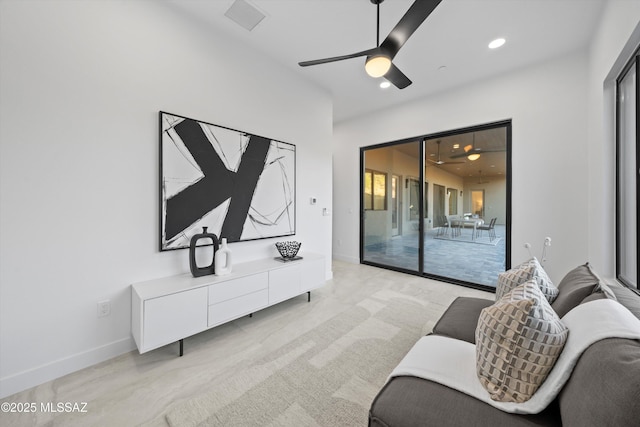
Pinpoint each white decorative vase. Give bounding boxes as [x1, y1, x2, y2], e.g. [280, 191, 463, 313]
[214, 238, 232, 276]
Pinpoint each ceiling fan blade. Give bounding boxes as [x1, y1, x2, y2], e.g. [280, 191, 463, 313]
[427, 158, 465, 165]
[449, 152, 475, 159]
[449, 149, 506, 159]
[384, 63, 412, 89]
[380, 0, 442, 58]
[299, 48, 378, 67]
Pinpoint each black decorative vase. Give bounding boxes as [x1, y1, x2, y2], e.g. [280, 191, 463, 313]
[189, 227, 219, 277]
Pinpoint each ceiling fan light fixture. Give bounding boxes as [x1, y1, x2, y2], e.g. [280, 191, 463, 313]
[467, 153, 481, 161]
[489, 38, 506, 49]
[464, 144, 473, 153]
[365, 55, 392, 78]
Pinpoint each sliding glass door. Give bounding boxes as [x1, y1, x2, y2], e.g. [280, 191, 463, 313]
[361, 122, 511, 290]
[423, 125, 509, 287]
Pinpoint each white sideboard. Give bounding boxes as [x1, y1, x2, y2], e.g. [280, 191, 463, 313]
[131, 253, 325, 355]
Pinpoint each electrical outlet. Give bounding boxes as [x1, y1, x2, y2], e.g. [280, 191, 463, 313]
[97, 300, 111, 318]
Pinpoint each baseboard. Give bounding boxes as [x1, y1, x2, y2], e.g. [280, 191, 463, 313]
[0, 337, 136, 399]
[332, 254, 359, 264]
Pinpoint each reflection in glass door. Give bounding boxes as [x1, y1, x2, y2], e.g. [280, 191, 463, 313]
[361, 141, 421, 272]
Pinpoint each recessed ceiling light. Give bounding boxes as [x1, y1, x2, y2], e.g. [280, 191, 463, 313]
[453, 144, 460, 149]
[489, 38, 506, 49]
[380, 81, 391, 89]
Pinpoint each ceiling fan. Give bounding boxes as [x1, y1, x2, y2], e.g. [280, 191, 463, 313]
[298, 0, 443, 89]
[477, 170, 489, 184]
[449, 133, 506, 160]
[427, 140, 465, 165]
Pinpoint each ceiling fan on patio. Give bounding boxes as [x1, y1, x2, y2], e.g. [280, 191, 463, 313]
[477, 170, 489, 184]
[427, 140, 466, 166]
[449, 133, 506, 160]
[298, 0, 443, 89]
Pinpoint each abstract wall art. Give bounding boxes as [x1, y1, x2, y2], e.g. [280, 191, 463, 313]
[160, 112, 296, 251]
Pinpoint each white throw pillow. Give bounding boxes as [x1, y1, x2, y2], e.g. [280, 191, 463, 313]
[496, 258, 558, 303]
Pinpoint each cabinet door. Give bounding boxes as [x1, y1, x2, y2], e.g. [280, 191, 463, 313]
[301, 257, 325, 292]
[143, 287, 208, 352]
[269, 264, 301, 304]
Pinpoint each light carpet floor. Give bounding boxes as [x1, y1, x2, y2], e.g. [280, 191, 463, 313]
[0, 260, 492, 427]
[166, 293, 432, 426]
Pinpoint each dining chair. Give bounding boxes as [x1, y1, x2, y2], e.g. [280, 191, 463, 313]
[436, 215, 448, 237]
[476, 217, 497, 241]
[448, 215, 462, 237]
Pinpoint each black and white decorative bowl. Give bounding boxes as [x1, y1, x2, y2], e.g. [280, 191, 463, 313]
[275, 241, 301, 259]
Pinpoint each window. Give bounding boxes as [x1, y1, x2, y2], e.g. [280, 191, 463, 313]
[447, 188, 458, 215]
[616, 50, 639, 289]
[364, 169, 387, 210]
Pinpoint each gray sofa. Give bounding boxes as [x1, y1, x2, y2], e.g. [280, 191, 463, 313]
[369, 263, 640, 426]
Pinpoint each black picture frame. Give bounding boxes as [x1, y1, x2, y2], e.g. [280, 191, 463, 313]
[159, 111, 296, 251]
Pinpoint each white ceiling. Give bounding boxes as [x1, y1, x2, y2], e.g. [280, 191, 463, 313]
[167, 0, 605, 123]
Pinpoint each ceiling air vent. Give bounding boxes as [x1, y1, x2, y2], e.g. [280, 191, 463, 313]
[224, 0, 266, 32]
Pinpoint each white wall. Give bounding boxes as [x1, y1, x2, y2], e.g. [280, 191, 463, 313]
[586, 0, 640, 277]
[0, 0, 332, 397]
[333, 51, 590, 281]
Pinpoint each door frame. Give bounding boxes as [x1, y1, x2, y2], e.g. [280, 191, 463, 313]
[360, 120, 512, 292]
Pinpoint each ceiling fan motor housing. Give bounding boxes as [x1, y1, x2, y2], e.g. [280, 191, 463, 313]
[299, 0, 442, 90]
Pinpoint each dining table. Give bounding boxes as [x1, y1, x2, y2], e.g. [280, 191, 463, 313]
[449, 217, 484, 241]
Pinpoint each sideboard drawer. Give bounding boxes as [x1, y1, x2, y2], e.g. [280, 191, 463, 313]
[208, 272, 268, 305]
[208, 289, 268, 327]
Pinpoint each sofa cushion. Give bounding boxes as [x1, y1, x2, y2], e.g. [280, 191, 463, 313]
[558, 337, 640, 427]
[610, 285, 640, 320]
[369, 376, 562, 427]
[579, 291, 608, 304]
[496, 258, 558, 303]
[431, 296, 493, 344]
[476, 280, 569, 403]
[551, 262, 604, 318]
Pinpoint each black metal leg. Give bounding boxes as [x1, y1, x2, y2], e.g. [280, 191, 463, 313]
[179, 339, 183, 357]
[307, 291, 311, 302]
[249, 313, 253, 318]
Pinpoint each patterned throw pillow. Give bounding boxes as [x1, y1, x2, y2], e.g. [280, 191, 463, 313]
[496, 258, 559, 303]
[476, 280, 569, 403]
